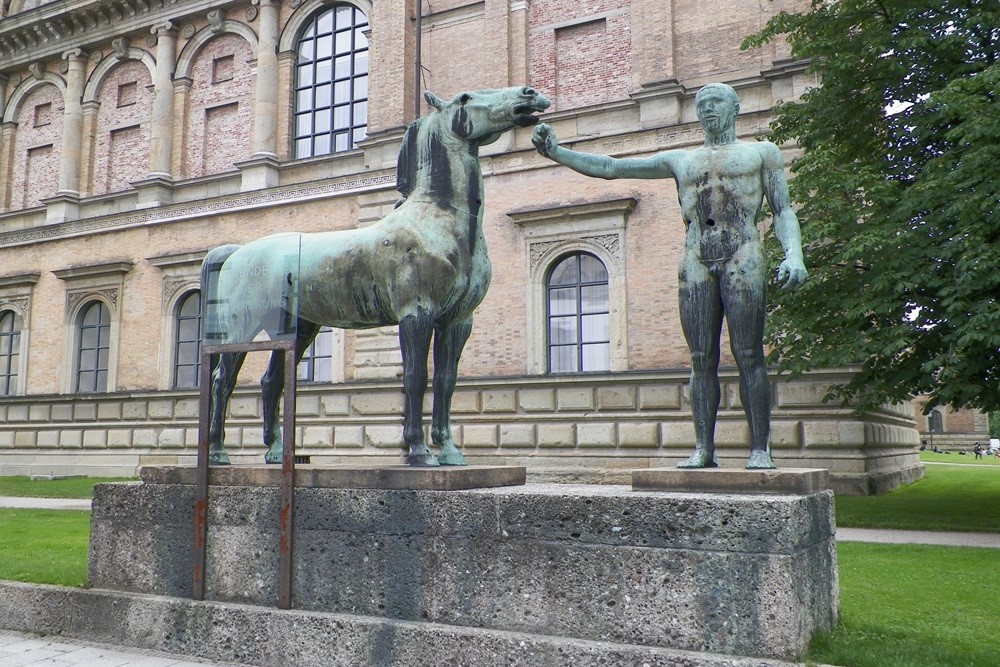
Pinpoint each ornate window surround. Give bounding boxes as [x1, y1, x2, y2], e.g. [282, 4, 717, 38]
[0, 272, 39, 396]
[148, 250, 206, 390]
[509, 197, 636, 375]
[53, 261, 132, 393]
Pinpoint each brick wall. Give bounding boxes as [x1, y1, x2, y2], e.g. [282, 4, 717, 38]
[9, 83, 62, 209]
[92, 59, 153, 196]
[182, 34, 254, 179]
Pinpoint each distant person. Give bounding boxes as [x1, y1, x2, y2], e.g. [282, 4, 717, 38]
[973, 443, 983, 460]
[920, 439, 927, 451]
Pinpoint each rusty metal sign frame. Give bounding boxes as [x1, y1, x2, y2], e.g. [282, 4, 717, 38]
[194, 339, 298, 609]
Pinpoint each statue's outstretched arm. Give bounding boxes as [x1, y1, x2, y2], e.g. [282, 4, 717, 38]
[762, 143, 808, 289]
[532, 123, 675, 180]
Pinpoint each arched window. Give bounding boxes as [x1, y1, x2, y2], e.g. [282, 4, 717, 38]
[546, 253, 610, 373]
[928, 409, 944, 434]
[293, 3, 369, 158]
[298, 326, 335, 382]
[174, 291, 203, 389]
[76, 301, 111, 392]
[0, 310, 21, 396]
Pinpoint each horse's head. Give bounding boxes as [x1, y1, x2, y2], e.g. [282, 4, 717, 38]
[424, 87, 551, 147]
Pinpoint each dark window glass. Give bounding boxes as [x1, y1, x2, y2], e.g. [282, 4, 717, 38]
[0, 311, 20, 396]
[76, 301, 111, 393]
[298, 326, 336, 382]
[174, 291, 203, 389]
[294, 5, 369, 158]
[546, 253, 610, 374]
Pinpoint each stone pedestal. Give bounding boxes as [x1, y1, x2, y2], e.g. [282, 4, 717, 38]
[88, 467, 837, 661]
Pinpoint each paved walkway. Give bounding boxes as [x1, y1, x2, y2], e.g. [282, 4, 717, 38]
[0, 496, 91, 510]
[0, 630, 249, 667]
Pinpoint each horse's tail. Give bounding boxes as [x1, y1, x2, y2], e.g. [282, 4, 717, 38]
[200, 244, 241, 344]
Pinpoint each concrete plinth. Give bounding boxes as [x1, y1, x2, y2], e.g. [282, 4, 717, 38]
[89, 472, 837, 661]
[633, 467, 831, 495]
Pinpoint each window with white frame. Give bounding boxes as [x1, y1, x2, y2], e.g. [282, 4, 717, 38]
[293, 3, 369, 158]
[546, 252, 611, 373]
[174, 290, 202, 389]
[298, 326, 336, 382]
[76, 301, 111, 393]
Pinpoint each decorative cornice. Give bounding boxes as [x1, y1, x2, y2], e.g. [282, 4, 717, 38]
[53, 261, 133, 281]
[0, 0, 230, 68]
[0, 272, 41, 289]
[509, 197, 637, 227]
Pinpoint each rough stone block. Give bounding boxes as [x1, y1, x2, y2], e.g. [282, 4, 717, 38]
[6, 404, 28, 421]
[333, 426, 364, 449]
[463, 424, 498, 448]
[537, 422, 576, 448]
[450, 390, 481, 413]
[576, 422, 616, 448]
[619, 421, 660, 448]
[482, 389, 517, 413]
[770, 420, 802, 448]
[13, 431, 35, 447]
[59, 430, 82, 448]
[106, 429, 133, 449]
[83, 430, 107, 448]
[158, 429, 185, 448]
[173, 399, 199, 419]
[596, 385, 637, 410]
[148, 400, 174, 419]
[499, 424, 535, 448]
[133, 429, 157, 447]
[661, 421, 696, 446]
[321, 394, 350, 416]
[50, 404, 74, 421]
[74, 403, 98, 421]
[352, 393, 403, 415]
[227, 398, 258, 418]
[518, 388, 555, 412]
[639, 384, 680, 409]
[29, 404, 50, 421]
[557, 387, 595, 411]
[296, 395, 321, 417]
[97, 402, 122, 421]
[122, 403, 148, 420]
[365, 424, 404, 449]
[302, 426, 333, 447]
[36, 430, 60, 448]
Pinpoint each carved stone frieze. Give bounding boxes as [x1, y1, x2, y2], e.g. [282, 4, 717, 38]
[67, 287, 119, 314]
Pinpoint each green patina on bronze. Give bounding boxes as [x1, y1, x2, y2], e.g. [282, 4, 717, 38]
[202, 86, 550, 467]
[533, 83, 806, 469]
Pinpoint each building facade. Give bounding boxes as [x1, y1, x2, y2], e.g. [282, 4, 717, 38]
[0, 0, 922, 493]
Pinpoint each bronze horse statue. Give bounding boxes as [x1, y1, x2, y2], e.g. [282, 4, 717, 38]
[200, 87, 550, 466]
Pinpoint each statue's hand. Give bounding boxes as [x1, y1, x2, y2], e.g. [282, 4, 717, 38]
[532, 123, 558, 158]
[777, 257, 808, 290]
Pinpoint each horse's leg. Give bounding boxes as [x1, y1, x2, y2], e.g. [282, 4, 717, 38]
[399, 310, 437, 466]
[431, 317, 473, 466]
[208, 351, 247, 465]
[260, 320, 321, 464]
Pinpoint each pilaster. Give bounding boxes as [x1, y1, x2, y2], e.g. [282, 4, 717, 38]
[57, 49, 86, 199]
[367, 0, 415, 134]
[149, 22, 178, 182]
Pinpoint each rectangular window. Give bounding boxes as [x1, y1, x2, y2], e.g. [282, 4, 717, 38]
[117, 81, 137, 107]
[33, 103, 52, 127]
[213, 54, 235, 83]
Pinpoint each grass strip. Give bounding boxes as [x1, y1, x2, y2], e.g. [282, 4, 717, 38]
[919, 451, 1000, 466]
[0, 476, 134, 499]
[806, 542, 999, 667]
[836, 463, 1000, 532]
[0, 509, 90, 587]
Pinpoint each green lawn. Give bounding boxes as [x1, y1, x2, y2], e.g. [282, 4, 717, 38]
[0, 475, 134, 499]
[835, 462, 1000, 532]
[0, 509, 90, 587]
[806, 542, 999, 667]
[919, 450, 1000, 466]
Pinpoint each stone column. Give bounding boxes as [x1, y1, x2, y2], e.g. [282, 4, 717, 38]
[0, 122, 16, 210]
[57, 49, 86, 196]
[251, 0, 279, 158]
[148, 22, 177, 179]
[367, 0, 415, 135]
[241, 0, 281, 191]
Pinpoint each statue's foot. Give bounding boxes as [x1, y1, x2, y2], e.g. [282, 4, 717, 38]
[264, 443, 283, 465]
[407, 444, 440, 467]
[677, 448, 718, 469]
[209, 448, 231, 465]
[437, 443, 467, 466]
[746, 449, 776, 469]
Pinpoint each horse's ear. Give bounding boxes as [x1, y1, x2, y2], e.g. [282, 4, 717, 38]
[424, 91, 446, 110]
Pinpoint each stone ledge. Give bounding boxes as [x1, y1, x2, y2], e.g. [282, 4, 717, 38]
[632, 467, 831, 495]
[0, 581, 812, 667]
[139, 464, 527, 491]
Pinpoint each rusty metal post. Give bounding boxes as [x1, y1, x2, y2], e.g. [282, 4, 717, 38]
[193, 348, 213, 601]
[277, 343, 297, 609]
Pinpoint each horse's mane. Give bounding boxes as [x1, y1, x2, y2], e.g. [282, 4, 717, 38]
[395, 115, 429, 202]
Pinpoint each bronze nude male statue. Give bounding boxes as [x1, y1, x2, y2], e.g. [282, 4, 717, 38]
[532, 83, 807, 469]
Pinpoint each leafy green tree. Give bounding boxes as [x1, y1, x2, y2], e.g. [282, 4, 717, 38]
[744, 0, 1000, 413]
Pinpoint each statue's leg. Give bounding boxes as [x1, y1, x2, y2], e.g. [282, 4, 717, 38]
[208, 351, 247, 465]
[259, 321, 320, 464]
[721, 248, 775, 469]
[399, 310, 437, 466]
[431, 317, 473, 466]
[677, 259, 723, 469]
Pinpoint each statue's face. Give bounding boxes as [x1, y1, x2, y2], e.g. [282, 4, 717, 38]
[696, 88, 738, 134]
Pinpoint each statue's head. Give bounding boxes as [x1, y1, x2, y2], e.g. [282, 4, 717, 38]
[423, 87, 551, 146]
[695, 83, 740, 134]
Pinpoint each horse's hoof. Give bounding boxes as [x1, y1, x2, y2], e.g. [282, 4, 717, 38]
[209, 449, 231, 466]
[746, 449, 776, 469]
[264, 449, 282, 465]
[437, 447, 468, 466]
[407, 452, 440, 467]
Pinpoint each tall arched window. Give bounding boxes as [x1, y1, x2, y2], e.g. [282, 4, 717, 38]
[546, 253, 610, 373]
[293, 4, 369, 158]
[174, 291, 203, 389]
[0, 310, 21, 396]
[298, 326, 335, 382]
[76, 301, 111, 392]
